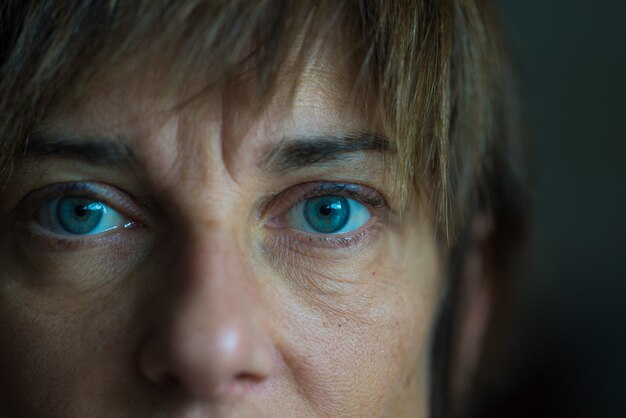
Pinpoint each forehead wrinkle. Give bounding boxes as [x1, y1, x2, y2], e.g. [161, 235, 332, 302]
[164, 102, 225, 191]
[219, 86, 255, 187]
[41, 25, 370, 197]
[220, 76, 368, 184]
[215, 23, 368, 173]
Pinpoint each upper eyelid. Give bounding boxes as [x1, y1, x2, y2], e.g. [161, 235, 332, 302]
[299, 184, 387, 206]
[19, 182, 144, 225]
[259, 182, 390, 220]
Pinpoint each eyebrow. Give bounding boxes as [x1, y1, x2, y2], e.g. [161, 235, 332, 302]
[20, 131, 392, 173]
[260, 132, 393, 173]
[21, 133, 136, 168]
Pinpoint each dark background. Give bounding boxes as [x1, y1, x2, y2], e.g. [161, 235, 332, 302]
[477, 1, 626, 417]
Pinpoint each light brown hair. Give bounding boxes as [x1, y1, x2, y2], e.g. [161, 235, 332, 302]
[0, 1, 528, 416]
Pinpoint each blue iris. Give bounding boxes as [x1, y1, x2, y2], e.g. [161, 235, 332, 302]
[35, 194, 128, 236]
[304, 196, 351, 233]
[283, 193, 371, 235]
[56, 197, 105, 234]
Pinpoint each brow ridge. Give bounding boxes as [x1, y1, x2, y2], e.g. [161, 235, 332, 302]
[261, 132, 392, 173]
[22, 133, 135, 168]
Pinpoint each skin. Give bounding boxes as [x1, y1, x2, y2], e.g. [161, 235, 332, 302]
[0, 37, 446, 418]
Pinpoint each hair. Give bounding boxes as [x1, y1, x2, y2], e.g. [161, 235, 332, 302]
[0, 1, 528, 416]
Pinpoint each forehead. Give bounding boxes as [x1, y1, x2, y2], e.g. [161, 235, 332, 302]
[46, 25, 371, 136]
[32, 31, 384, 194]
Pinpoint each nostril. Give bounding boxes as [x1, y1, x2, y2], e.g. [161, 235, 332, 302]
[227, 372, 266, 394]
[234, 372, 260, 381]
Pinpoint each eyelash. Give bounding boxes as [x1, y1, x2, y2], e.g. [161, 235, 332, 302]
[263, 182, 390, 249]
[16, 182, 145, 251]
[16, 181, 390, 252]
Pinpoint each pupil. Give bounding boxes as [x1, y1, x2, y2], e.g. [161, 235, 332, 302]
[74, 205, 87, 218]
[319, 204, 332, 216]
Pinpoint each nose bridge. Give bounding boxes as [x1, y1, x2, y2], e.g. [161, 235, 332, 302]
[184, 224, 249, 293]
[139, 223, 275, 398]
[175, 227, 262, 345]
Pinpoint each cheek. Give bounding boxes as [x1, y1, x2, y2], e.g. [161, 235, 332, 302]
[265, 227, 442, 416]
[0, 200, 442, 417]
[0, 262, 156, 416]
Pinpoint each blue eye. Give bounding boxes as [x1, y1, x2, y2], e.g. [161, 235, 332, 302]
[35, 196, 128, 235]
[286, 195, 371, 234]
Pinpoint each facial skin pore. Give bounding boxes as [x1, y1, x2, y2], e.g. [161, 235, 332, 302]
[0, 36, 444, 418]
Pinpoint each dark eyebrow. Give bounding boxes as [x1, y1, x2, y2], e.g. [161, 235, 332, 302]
[20, 131, 392, 173]
[21, 133, 136, 168]
[260, 132, 393, 173]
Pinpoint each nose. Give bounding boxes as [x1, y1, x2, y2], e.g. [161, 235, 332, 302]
[139, 230, 275, 399]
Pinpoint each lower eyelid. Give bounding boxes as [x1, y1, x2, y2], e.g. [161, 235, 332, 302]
[266, 218, 381, 252]
[19, 217, 145, 252]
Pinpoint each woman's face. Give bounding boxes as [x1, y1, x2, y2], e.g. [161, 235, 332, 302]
[0, 39, 444, 417]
